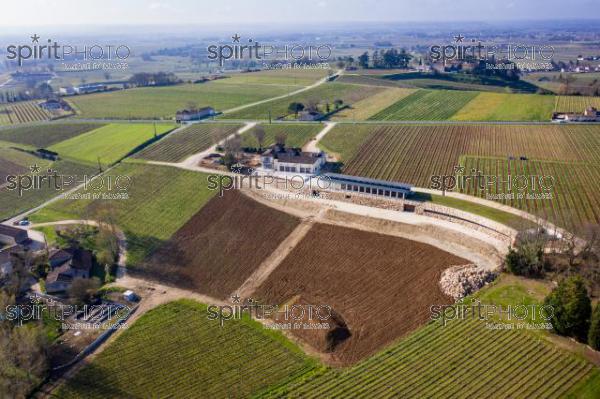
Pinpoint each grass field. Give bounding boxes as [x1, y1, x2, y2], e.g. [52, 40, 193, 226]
[338, 73, 541, 93]
[331, 87, 416, 120]
[67, 82, 290, 119]
[264, 274, 596, 398]
[320, 123, 600, 228]
[49, 123, 175, 166]
[242, 123, 323, 149]
[0, 123, 105, 147]
[134, 123, 241, 162]
[0, 101, 53, 125]
[0, 152, 97, 221]
[373, 71, 541, 93]
[218, 69, 329, 86]
[412, 191, 533, 230]
[368, 89, 479, 120]
[30, 163, 216, 264]
[224, 82, 383, 120]
[54, 300, 316, 398]
[452, 92, 555, 121]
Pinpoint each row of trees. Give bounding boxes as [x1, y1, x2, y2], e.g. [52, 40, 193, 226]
[505, 223, 600, 348]
[554, 74, 600, 96]
[357, 48, 412, 69]
[0, 252, 49, 398]
[128, 72, 180, 87]
[287, 99, 344, 117]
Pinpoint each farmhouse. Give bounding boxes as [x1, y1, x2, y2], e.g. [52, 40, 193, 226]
[46, 247, 93, 293]
[298, 110, 323, 121]
[176, 107, 216, 122]
[59, 84, 108, 96]
[261, 147, 326, 174]
[324, 173, 413, 199]
[75, 83, 108, 94]
[552, 107, 600, 122]
[0, 225, 29, 246]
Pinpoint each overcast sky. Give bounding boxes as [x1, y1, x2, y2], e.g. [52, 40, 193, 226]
[1, 0, 599, 26]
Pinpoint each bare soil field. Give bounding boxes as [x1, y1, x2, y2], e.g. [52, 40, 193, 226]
[141, 190, 300, 299]
[254, 223, 469, 365]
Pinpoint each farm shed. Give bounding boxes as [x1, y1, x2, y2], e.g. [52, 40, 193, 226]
[323, 173, 413, 199]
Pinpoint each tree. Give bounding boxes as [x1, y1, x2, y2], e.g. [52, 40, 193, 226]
[223, 133, 242, 158]
[358, 52, 369, 69]
[0, 289, 49, 398]
[68, 277, 101, 305]
[275, 132, 287, 147]
[305, 99, 319, 113]
[35, 82, 54, 99]
[4, 250, 32, 297]
[222, 152, 236, 170]
[504, 230, 547, 277]
[252, 126, 266, 151]
[334, 99, 344, 109]
[287, 102, 304, 118]
[94, 205, 121, 264]
[589, 304, 600, 350]
[544, 276, 591, 342]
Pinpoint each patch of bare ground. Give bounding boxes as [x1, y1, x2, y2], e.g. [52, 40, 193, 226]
[140, 190, 300, 299]
[254, 222, 470, 366]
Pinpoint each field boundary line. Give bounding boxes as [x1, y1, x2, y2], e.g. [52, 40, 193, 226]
[234, 210, 324, 299]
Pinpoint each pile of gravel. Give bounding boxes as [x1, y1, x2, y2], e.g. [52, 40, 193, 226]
[439, 264, 497, 300]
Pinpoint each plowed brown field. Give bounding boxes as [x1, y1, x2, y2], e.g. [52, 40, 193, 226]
[141, 190, 300, 299]
[255, 223, 469, 366]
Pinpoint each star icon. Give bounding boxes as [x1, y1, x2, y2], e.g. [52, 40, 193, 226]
[31, 34, 40, 43]
[231, 294, 241, 303]
[232, 33, 241, 43]
[30, 164, 40, 173]
[454, 165, 465, 174]
[454, 34, 465, 43]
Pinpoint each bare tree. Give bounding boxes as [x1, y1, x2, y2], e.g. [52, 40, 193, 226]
[0, 289, 49, 398]
[252, 126, 266, 151]
[69, 277, 101, 305]
[275, 132, 287, 148]
[305, 99, 319, 113]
